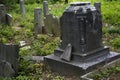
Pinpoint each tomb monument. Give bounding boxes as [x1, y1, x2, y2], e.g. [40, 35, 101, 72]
[45, 2, 120, 76]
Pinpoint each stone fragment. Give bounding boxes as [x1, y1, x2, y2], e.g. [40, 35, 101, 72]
[61, 44, 72, 61]
[0, 60, 15, 77]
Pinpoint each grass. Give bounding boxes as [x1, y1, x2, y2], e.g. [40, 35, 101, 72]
[90, 66, 120, 80]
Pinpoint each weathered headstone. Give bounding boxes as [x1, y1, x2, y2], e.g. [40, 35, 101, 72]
[44, 14, 60, 36]
[43, 1, 49, 16]
[34, 8, 42, 34]
[6, 13, 12, 26]
[0, 4, 12, 25]
[52, 16, 60, 36]
[0, 44, 19, 77]
[20, 0, 26, 17]
[43, 1, 60, 36]
[44, 14, 52, 34]
[45, 2, 120, 76]
[0, 4, 6, 24]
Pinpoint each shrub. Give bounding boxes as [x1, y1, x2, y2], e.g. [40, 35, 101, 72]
[103, 27, 120, 34]
[0, 0, 18, 6]
[0, 25, 17, 43]
[110, 37, 120, 48]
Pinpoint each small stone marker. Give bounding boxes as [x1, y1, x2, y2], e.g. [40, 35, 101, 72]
[6, 13, 12, 26]
[45, 2, 120, 76]
[20, 0, 26, 17]
[0, 4, 12, 25]
[34, 8, 42, 34]
[43, 1, 49, 16]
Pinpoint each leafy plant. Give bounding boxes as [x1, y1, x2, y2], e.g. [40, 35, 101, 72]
[110, 36, 120, 48]
[90, 67, 120, 80]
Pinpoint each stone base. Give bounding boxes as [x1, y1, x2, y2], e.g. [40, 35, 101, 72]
[44, 52, 120, 76]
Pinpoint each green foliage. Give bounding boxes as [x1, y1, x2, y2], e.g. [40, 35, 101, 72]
[102, 1, 120, 26]
[32, 35, 60, 56]
[25, 0, 42, 4]
[90, 67, 120, 80]
[110, 36, 120, 48]
[0, 25, 17, 43]
[103, 27, 120, 34]
[0, 0, 18, 6]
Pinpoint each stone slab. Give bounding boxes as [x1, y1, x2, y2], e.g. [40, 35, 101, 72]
[44, 52, 120, 76]
[30, 56, 44, 63]
[0, 44, 19, 76]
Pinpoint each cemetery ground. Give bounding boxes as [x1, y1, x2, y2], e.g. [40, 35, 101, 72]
[0, 0, 120, 80]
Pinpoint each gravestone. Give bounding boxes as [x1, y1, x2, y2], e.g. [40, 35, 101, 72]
[0, 44, 19, 77]
[43, 1, 60, 36]
[20, 0, 26, 17]
[34, 8, 42, 34]
[0, 4, 12, 25]
[44, 14, 60, 36]
[6, 13, 12, 26]
[43, 1, 49, 16]
[45, 2, 120, 76]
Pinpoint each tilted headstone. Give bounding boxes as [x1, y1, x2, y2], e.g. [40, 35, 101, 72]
[0, 44, 19, 77]
[34, 8, 42, 34]
[20, 0, 26, 17]
[0, 4, 6, 24]
[45, 2, 120, 76]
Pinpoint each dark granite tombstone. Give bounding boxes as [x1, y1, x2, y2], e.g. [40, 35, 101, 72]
[45, 2, 120, 76]
[0, 44, 19, 77]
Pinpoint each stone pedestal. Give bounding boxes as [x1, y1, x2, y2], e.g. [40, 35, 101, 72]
[45, 51, 120, 76]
